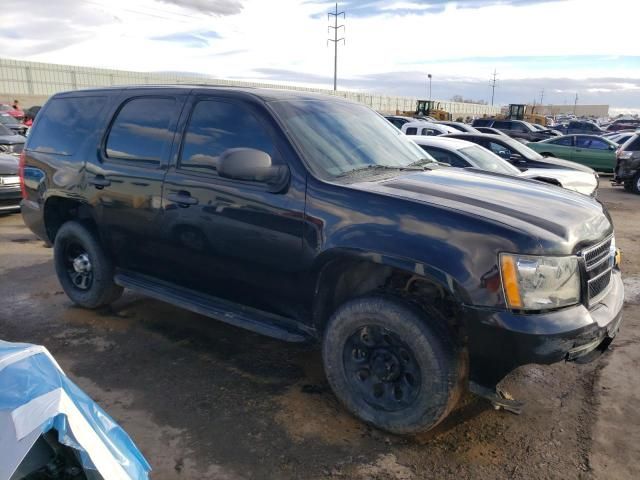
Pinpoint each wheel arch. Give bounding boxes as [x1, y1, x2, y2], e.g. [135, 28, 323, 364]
[310, 249, 467, 338]
[43, 195, 99, 243]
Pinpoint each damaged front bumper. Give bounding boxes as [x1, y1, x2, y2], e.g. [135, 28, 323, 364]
[462, 269, 624, 386]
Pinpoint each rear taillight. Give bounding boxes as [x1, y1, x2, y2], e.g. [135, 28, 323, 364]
[19, 151, 26, 199]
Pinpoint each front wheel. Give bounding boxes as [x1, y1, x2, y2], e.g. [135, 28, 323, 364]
[322, 295, 460, 434]
[54, 221, 123, 308]
[629, 173, 640, 195]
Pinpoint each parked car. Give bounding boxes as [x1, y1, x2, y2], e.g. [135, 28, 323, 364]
[0, 114, 28, 136]
[606, 118, 640, 132]
[444, 132, 599, 176]
[0, 153, 21, 213]
[613, 133, 640, 194]
[433, 120, 480, 133]
[411, 136, 598, 196]
[0, 103, 24, 120]
[385, 115, 435, 129]
[529, 123, 563, 136]
[605, 132, 635, 146]
[21, 87, 623, 434]
[471, 119, 556, 142]
[0, 123, 26, 156]
[401, 121, 457, 136]
[526, 135, 617, 172]
[474, 126, 508, 136]
[553, 120, 606, 136]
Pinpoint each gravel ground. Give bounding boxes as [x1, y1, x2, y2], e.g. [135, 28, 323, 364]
[0, 180, 638, 479]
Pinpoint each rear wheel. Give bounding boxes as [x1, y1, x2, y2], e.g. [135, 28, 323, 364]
[54, 221, 123, 308]
[322, 295, 460, 434]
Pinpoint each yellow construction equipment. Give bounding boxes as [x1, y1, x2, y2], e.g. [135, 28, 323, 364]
[506, 104, 548, 126]
[400, 100, 452, 121]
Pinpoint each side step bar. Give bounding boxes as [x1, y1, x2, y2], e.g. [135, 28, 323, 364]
[114, 271, 314, 343]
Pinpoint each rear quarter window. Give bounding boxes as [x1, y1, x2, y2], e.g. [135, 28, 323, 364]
[622, 135, 640, 152]
[27, 96, 107, 156]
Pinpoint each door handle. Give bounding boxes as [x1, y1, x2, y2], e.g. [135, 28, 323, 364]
[89, 175, 111, 189]
[168, 191, 199, 207]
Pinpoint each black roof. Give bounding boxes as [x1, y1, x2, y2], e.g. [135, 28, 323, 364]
[52, 85, 353, 104]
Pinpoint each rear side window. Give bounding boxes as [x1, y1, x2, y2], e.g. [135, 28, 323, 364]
[405, 127, 418, 135]
[551, 136, 573, 146]
[576, 136, 609, 150]
[106, 97, 177, 163]
[27, 96, 107, 156]
[179, 100, 275, 175]
[420, 146, 467, 167]
[492, 121, 511, 129]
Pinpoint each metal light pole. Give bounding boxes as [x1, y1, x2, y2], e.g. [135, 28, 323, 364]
[427, 74, 432, 102]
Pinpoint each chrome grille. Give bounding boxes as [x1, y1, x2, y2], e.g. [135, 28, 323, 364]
[582, 236, 613, 306]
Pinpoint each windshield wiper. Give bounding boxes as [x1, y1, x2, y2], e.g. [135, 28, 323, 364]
[336, 164, 424, 178]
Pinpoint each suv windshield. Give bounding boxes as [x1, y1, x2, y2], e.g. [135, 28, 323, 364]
[270, 100, 435, 178]
[458, 146, 521, 175]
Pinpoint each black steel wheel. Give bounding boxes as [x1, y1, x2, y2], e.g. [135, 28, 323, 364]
[323, 295, 460, 434]
[343, 325, 422, 412]
[54, 221, 123, 309]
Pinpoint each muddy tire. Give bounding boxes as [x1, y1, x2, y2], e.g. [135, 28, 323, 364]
[53, 221, 123, 308]
[322, 295, 460, 434]
[629, 173, 640, 195]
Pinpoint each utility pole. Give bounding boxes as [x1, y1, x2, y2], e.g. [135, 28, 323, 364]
[427, 74, 432, 102]
[328, 3, 345, 92]
[490, 69, 498, 106]
[540, 88, 545, 105]
[574, 93, 579, 115]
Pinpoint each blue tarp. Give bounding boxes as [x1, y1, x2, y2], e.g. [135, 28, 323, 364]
[0, 340, 151, 479]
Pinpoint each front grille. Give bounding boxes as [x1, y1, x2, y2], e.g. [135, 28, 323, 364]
[582, 236, 613, 306]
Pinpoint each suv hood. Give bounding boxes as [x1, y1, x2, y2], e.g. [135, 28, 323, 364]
[354, 168, 611, 247]
[0, 134, 25, 144]
[519, 168, 598, 197]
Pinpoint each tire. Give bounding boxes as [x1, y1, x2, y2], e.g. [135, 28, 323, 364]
[322, 295, 460, 434]
[630, 173, 640, 195]
[53, 221, 123, 308]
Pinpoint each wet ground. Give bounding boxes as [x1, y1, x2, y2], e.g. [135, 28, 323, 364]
[1, 180, 639, 480]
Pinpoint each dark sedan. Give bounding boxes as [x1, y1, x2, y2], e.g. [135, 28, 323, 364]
[444, 132, 598, 174]
[0, 153, 20, 213]
[0, 124, 26, 155]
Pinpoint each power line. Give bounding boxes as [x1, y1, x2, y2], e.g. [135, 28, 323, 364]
[328, 3, 345, 92]
[490, 69, 498, 106]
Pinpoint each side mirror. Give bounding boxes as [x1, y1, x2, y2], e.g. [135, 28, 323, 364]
[217, 148, 289, 192]
[609, 144, 616, 150]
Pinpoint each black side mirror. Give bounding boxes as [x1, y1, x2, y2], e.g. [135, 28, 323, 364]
[217, 148, 289, 193]
[609, 144, 616, 150]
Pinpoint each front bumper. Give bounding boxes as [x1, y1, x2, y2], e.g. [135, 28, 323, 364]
[0, 186, 21, 213]
[463, 269, 624, 385]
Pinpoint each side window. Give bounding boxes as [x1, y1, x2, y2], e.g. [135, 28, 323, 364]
[405, 127, 418, 135]
[106, 97, 177, 163]
[420, 146, 468, 167]
[27, 96, 107, 156]
[492, 121, 511, 130]
[487, 141, 513, 158]
[584, 138, 609, 150]
[624, 136, 640, 151]
[180, 100, 275, 175]
[421, 128, 438, 136]
[516, 123, 530, 133]
[552, 136, 573, 146]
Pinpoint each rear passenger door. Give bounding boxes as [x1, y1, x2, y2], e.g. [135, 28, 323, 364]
[159, 95, 307, 318]
[86, 91, 187, 276]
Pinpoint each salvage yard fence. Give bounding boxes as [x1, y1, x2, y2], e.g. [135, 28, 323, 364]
[0, 57, 501, 118]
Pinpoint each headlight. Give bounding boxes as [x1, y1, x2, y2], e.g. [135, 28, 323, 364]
[500, 254, 580, 310]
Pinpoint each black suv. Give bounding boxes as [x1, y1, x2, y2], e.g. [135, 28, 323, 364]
[613, 133, 640, 194]
[471, 119, 556, 142]
[21, 86, 624, 434]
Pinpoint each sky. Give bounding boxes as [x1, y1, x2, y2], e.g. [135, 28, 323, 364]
[1, 0, 639, 113]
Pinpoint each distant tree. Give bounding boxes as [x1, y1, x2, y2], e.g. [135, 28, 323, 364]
[450, 95, 487, 105]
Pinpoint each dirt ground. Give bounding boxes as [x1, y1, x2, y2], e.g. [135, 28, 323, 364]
[1, 180, 639, 480]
